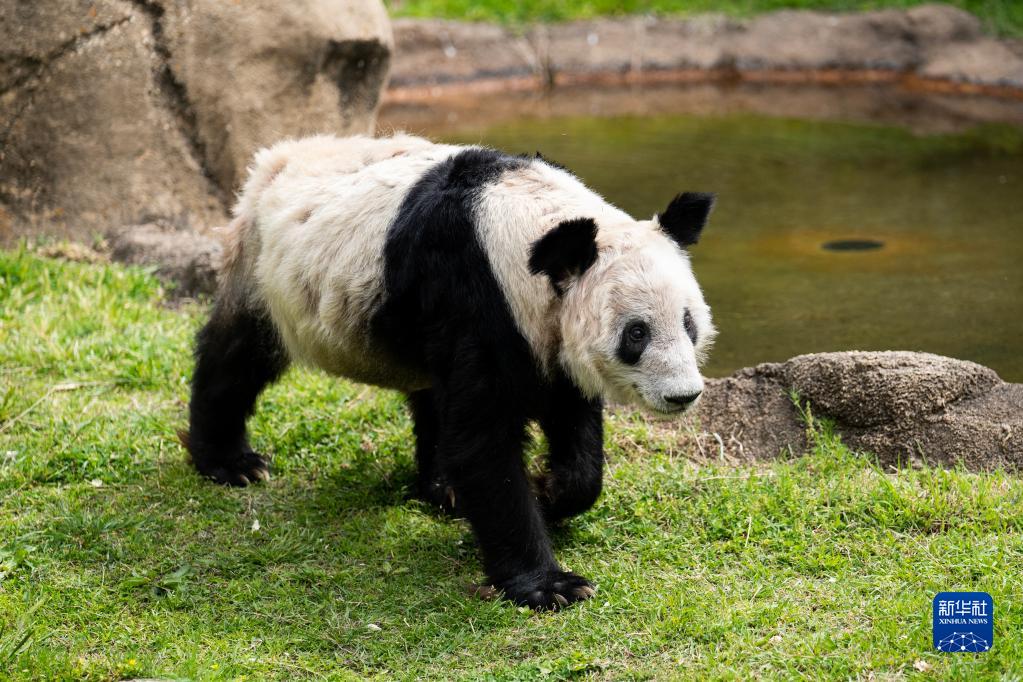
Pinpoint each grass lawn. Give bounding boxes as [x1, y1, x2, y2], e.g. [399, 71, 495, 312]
[1, 247, 1021, 680]
[386, 0, 1023, 37]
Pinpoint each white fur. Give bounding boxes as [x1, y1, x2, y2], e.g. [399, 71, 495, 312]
[221, 134, 715, 413]
[561, 231, 716, 411]
[222, 134, 460, 392]
[474, 162, 633, 372]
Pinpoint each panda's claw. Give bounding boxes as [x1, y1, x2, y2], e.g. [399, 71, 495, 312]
[417, 478, 461, 517]
[470, 583, 499, 600]
[192, 450, 270, 487]
[575, 585, 597, 599]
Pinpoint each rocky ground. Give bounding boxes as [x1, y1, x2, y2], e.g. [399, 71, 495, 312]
[387, 4, 1023, 98]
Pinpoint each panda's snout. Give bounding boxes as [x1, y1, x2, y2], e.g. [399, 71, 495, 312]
[663, 391, 702, 409]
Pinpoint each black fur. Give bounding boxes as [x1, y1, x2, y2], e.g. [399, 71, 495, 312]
[657, 191, 715, 247]
[186, 302, 289, 485]
[408, 388, 456, 514]
[371, 149, 603, 609]
[528, 217, 599, 296]
[530, 151, 570, 172]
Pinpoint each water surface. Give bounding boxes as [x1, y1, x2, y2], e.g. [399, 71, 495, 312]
[441, 114, 1023, 381]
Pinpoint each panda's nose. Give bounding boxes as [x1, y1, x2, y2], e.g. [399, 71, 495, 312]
[665, 391, 702, 407]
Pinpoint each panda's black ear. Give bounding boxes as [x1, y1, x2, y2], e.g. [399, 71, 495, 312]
[657, 192, 715, 247]
[528, 217, 598, 296]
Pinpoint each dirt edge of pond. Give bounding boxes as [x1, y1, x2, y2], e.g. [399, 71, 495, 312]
[385, 5, 1023, 106]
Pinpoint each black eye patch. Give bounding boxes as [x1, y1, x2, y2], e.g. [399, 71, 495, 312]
[617, 320, 650, 365]
[684, 309, 697, 344]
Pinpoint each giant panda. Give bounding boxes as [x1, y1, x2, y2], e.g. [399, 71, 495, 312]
[184, 133, 717, 610]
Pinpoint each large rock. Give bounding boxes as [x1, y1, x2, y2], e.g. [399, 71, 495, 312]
[157, 0, 392, 197]
[785, 352, 1000, 427]
[0, 0, 392, 244]
[690, 351, 1023, 470]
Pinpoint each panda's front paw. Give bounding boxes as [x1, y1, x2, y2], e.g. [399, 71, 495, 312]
[494, 569, 596, 611]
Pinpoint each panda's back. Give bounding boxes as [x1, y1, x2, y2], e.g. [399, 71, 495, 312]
[231, 134, 628, 392]
[239, 134, 461, 390]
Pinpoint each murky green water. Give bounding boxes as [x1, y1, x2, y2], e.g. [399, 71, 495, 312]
[442, 114, 1023, 381]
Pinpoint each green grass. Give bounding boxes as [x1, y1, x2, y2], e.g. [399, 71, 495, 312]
[386, 0, 1023, 37]
[1, 247, 1021, 680]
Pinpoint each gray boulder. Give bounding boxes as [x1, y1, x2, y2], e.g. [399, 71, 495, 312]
[0, 0, 392, 244]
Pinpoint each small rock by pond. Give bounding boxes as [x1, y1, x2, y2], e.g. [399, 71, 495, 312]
[689, 351, 1022, 471]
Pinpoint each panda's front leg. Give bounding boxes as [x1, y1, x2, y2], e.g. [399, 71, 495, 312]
[536, 378, 605, 523]
[435, 365, 596, 610]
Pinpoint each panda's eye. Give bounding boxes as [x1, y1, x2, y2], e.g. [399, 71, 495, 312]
[618, 320, 650, 365]
[684, 309, 697, 344]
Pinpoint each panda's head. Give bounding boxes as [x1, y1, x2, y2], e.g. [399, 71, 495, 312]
[529, 192, 716, 414]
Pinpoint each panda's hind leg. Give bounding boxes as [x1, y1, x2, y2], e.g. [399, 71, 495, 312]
[185, 302, 289, 486]
[408, 389, 458, 515]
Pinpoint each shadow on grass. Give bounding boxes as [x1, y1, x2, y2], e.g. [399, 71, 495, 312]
[69, 439, 593, 630]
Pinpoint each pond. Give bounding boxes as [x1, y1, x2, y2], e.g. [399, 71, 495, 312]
[433, 110, 1023, 382]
